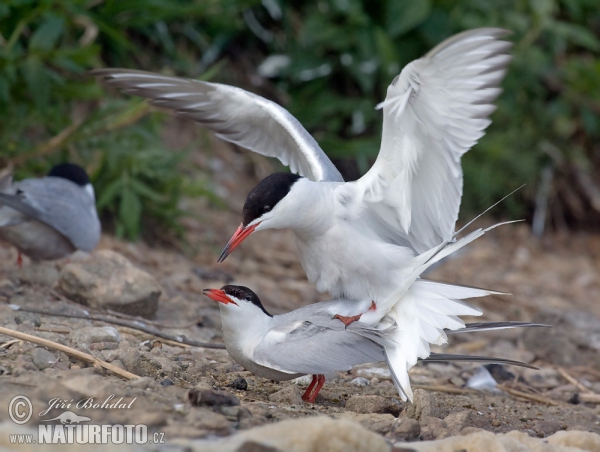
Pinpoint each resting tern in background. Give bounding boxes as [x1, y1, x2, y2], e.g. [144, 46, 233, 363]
[0, 163, 101, 266]
[92, 28, 513, 399]
[203, 285, 543, 403]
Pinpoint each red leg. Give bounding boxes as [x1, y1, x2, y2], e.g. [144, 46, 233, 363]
[306, 375, 326, 403]
[17, 251, 23, 269]
[301, 375, 318, 402]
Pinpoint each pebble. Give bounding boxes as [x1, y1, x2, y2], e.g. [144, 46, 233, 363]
[350, 377, 370, 387]
[401, 389, 434, 420]
[17, 262, 60, 286]
[335, 412, 397, 435]
[345, 395, 402, 416]
[56, 250, 162, 319]
[30, 348, 57, 370]
[268, 385, 303, 405]
[420, 416, 449, 440]
[188, 388, 240, 407]
[231, 376, 248, 391]
[392, 418, 421, 441]
[444, 410, 475, 435]
[70, 326, 121, 347]
[14, 312, 41, 327]
[531, 419, 564, 438]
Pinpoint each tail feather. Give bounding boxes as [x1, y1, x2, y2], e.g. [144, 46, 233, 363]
[424, 353, 538, 370]
[447, 321, 551, 334]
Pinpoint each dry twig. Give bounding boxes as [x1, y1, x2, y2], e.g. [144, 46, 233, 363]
[497, 384, 558, 406]
[0, 326, 139, 380]
[557, 367, 593, 394]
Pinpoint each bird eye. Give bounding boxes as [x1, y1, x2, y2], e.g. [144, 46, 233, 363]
[263, 205, 271, 212]
[245, 295, 252, 301]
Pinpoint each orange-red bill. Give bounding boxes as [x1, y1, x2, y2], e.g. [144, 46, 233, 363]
[202, 288, 237, 305]
[217, 222, 259, 263]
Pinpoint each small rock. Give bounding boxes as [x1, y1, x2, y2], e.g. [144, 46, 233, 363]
[56, 250, 162, 319]
[460, 426, 487, 435]
[532, 419, 564, 438]
[292, 375, 312, 385]
[392, 418, 420, 441]
[160, 379, 174, 386]
[401, 389, 434, 420]
[17, 262, 60, 286]
[420, 416, 449, 440]
[492, 419, 502, 427]
[219, 405, 252, 422]
[231, 377, 248, 391]
[335, 412, 397, 435]
[345, 395, 401, 416]
[70, 326, 121, 350]
[31, 348, 57, 370]
[14, 312, 41, 327]
[350, 377, 370, 387]
[189, 388, 240, 407]
[116, 347, 142, 374]
[268, 385, 303, 405]
[444, 410, 475, 435]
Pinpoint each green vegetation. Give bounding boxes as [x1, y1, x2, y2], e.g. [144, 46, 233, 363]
[1, 0, 599, 238]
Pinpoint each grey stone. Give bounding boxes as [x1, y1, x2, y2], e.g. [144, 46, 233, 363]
[420, 416, 449, 440]
[17, 262, 60, 286]
[345, 395, 402, 416]
[14, 312, 41, 327]
[532, 419, 564, 437]
[189, 388, 240, 407]
[56, 250, 162, 319]
[336, 412, 397, 435]
[392, 418, 421, 441]
[31, 348, 57, 370]
[401, 389, 434, 420]
[350, 377, 370, 387]
[268, 385, 303, 405]
[444, 410, 475, 435]
[70, 326, 121, 349]
[116, 347, 142, 374]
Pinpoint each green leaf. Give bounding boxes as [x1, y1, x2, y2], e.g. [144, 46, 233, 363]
[119, 187, 142, 240]
[30, 15, 65, 51]
[386, 0, 431, 38]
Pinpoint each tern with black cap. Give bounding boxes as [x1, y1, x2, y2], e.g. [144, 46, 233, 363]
[203, 285, 545, 403]
[0, 163, 101, 265]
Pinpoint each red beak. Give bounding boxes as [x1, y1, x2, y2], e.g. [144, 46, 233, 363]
[202, 288, 237, 305]
[218, 222, 259, 263]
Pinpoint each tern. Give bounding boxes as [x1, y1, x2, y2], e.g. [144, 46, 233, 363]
[203, 285, 543, 403]
[92, 28, 514, 399]
[0, 163, 101, 265]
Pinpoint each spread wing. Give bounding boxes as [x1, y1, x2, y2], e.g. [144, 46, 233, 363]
[346, 28, 512, 253]
[0, 178, 101, 251]
[91, 69, 343, 183]
[253, 315, 390, 375]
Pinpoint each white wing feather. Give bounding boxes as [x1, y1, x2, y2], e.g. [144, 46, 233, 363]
[351, 28, 512, 253]
[91, 69, 343, 183]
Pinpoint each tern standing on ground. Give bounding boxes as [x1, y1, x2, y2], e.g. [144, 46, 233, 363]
[0, 163, 101, 266]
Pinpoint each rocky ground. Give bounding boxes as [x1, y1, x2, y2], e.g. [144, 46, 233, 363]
[1, 130, 600, 451]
